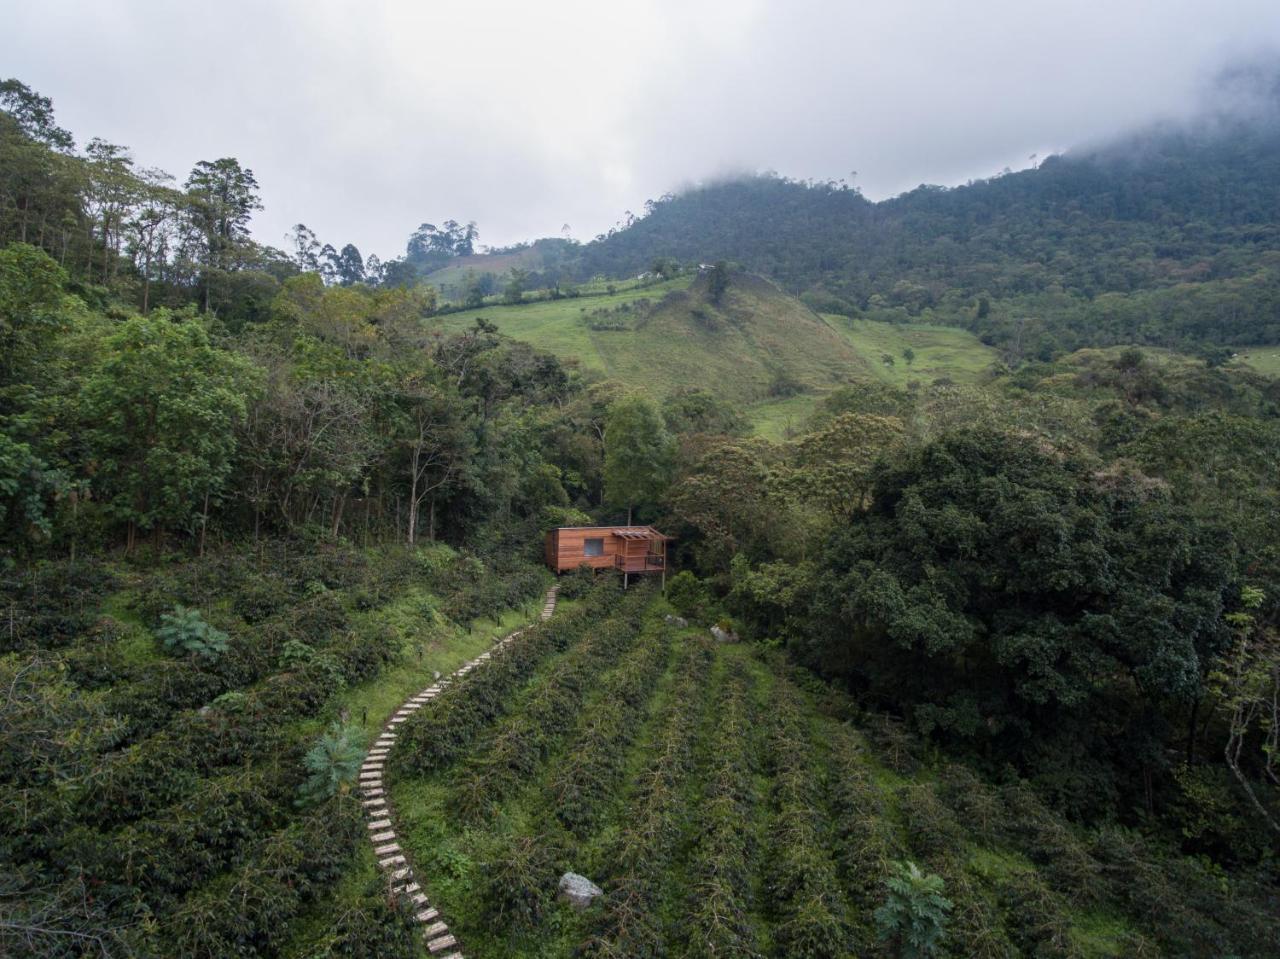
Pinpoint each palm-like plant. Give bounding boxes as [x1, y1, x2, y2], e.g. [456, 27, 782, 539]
[298, 721, 366, 805]
[156, 605, 229, 659]
[874, 860, 952, 959]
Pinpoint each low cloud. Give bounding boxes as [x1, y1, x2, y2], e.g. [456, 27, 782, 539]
[4, 0, 1278, 258]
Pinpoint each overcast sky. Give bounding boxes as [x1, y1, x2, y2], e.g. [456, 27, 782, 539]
[4, 1, 1279, 259]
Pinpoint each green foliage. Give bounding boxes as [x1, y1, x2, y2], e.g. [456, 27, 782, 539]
[82, 312, 256, 536]
[874, 860, 952, 959]
[155, 605, 229, 659]
[603, 393, 674, 521]
[799, 427, 1235, 807]
[298, 721, 366, 805]
[665, 570, 709, 620]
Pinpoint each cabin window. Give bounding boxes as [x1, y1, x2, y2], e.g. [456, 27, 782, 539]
[583, 537, 605, 557]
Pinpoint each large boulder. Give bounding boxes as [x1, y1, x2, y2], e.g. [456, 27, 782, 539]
[557, 872, 603, 910]
[664, 614, 689, 628]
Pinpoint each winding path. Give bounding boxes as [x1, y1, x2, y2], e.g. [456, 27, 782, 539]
[358, 586, 559, 957]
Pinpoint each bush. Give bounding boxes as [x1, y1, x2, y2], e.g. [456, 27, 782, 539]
[665, 570, 709, 620]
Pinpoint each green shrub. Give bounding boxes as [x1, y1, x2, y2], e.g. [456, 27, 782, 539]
[156, 606, 229, 660]
[665, 570, 709, 620]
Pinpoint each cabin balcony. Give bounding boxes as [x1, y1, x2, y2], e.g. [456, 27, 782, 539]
[614, 553, 666, 573]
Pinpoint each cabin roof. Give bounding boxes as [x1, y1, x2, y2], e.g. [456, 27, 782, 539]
[551, 525, 672, 540]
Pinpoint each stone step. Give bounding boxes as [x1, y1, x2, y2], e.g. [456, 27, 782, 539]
[367, 818, 392, 830]
[375, 842, 400, 856]
[412, 894, 431, 909]
[392, 867, 411, 881]
[428, 934, 458, 953]
[379, 854, 406, 868]
[372, 830, 396, 843]
[361, 787, 384, 798]
[423, 920, 449, 936]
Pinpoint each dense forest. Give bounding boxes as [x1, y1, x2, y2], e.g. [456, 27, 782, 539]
[567, 116, 1280, 357]
[2, 76, 1279, 958]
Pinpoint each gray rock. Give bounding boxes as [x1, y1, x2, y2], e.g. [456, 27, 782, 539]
[557, 872, 603, 910]
[664, 614, 689, 628]
[710, 625, 739, 644]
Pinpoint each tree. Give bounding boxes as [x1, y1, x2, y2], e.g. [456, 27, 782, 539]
[603, 394, 674, 524]
[184, 157, 262, 310]
[1210, 586, 1280, 835]
[0, 242, 68, 386]
[0, 79, 73, 151]
[393, 369, 472, 545]
[286, 223, 323, 273]
[503, 268, 529, 305]
[82, 312, 256, 549]
[707, 260, 730, 304]
[874, 861, 951, 959]
[330, 243, 365, 286]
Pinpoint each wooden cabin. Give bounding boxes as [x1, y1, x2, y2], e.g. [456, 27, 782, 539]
[544, 526, 671, 579]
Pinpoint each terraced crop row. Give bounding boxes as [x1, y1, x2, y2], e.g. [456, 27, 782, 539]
[679, 663, 764, 959]
[762, 681, 853, 959]
[450, 600, 654, 820]
[583, 638, 715, 958]
[394, 578, 623, 776]
[547, 618, 675, 837]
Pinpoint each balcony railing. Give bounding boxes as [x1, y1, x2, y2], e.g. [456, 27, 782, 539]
[615, 553, 666, 572]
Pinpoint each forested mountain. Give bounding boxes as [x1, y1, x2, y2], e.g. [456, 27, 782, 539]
[570, 114, 1280, 356]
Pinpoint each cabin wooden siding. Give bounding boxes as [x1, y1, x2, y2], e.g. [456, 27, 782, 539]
[544, 526, 669, 573]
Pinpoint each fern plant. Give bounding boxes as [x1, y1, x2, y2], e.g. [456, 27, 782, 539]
[874, 860, 952, 959]
[298, 721, 366, 806]
[156, 605, 229, 659]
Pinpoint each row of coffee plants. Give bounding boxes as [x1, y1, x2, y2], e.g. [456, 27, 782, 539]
[678, 662, 765, 958]
[451, 597, 660, 819]
[761, 680, 853, 959]
[823, 725, 903, 932]
[582, 637, 716, 958]
[393, 576, 626, 775]
[1, 541, 545, 957]
[547, 618, 675, 836]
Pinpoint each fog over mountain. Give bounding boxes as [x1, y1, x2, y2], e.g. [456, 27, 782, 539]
[3, 0, 1278, 256]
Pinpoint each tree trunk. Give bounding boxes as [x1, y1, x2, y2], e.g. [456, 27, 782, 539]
[198, 491, 210, 557]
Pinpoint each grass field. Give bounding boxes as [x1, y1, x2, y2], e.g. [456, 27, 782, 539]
[825, 314, 999, 387]
[1235, 345, 1280, 378]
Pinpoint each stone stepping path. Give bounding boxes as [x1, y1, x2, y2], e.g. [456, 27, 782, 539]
[359, 585, 559, 958]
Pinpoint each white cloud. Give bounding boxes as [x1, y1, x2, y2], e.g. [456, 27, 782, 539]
[2, 0, 1277, 258]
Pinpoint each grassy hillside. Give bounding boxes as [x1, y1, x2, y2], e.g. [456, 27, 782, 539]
[436, 273, 997, 434]
[385, 586, 1275, 958]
